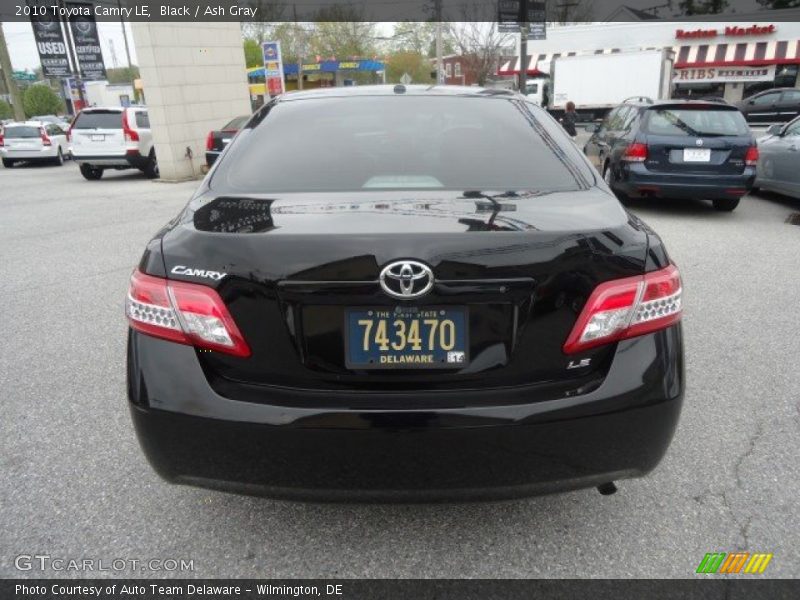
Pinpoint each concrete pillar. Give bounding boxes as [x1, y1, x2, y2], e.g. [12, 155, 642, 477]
[131, 22, 251, 181]
[724, 82, 744, 104]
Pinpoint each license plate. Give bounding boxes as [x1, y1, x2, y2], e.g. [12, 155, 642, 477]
[91, 134, 105, 141]
[683, 148, 711, 162]
[346, 307, 468, 369]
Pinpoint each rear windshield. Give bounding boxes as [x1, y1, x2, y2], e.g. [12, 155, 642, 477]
[4, 126, 40, 138]
[217, 96, 584, 193]
[224, 116, 249, 130]
[72, 110, 123, 130]
[644, 107, 749, 137]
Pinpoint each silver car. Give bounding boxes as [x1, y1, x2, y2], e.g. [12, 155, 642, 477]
[755, 116, 800, 200]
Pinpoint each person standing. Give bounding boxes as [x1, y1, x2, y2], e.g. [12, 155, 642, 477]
[560, 101, 578, 139]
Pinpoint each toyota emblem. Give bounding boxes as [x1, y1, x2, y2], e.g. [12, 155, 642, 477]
[379, 260, 434, 299]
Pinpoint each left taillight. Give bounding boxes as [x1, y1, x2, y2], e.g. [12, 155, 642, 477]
[745, 145, 759, 166]
[40, 128, 52, 146]
[622, 142, 648, 162]
[563, 264, 682, 354]
[126, 269, 251, 357]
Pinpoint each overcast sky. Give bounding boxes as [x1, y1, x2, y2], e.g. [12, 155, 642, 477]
[3, 20, 138, 72]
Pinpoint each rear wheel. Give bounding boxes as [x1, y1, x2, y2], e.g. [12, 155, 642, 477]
[80, 164, 104, 180]
[143, 153, 159, 179]
[53, 148, 64, 166]
[2, 158, 14, 168]
[713, 197, 740, 212]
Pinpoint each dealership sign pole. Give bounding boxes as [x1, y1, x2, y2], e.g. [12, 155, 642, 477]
[262, 41, 286, 99]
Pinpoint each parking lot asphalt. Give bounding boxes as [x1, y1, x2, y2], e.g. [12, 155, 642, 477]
[1, 157, 798, 579]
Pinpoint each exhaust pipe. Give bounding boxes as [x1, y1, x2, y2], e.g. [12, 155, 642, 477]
[597, 482, 618, 496]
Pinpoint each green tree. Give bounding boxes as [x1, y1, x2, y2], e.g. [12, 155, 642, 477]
[385, 51, 434, 84]
[22, 84, 64, 117]
[106, 66, 140, 84]
[0, 99, 13, 119]
[243, 38, 262, 68]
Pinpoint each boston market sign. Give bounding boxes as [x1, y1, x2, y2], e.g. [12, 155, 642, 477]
[675, 24, 776, 40]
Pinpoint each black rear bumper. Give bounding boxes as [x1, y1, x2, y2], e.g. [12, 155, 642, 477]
[127, 327, 684, 501]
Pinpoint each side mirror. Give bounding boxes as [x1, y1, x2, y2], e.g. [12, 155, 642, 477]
[584, 124, 600, 133]
[766, 124, 782, 136]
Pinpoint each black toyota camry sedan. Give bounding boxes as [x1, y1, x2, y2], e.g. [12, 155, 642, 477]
[126, 86, 684, 501]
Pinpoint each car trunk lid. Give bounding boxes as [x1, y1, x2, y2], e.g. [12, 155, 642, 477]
[157, 190, 650, 399]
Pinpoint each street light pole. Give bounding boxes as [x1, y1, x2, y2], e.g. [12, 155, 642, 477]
[435, 0, 443, 84]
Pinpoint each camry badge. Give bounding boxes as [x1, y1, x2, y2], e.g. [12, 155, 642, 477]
[379, 260, 434, 299]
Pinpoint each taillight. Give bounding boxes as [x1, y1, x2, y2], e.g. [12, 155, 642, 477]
[0, 130, 4, 147]
[622, 142, 648, 162]
[205, 131, 214, 151]
[122, 110, 139, 142]
[126, 270, 251, 357]
[563, 264, 682, 354]
[40, 128, 52, 146]
[745, 146, 759, 166]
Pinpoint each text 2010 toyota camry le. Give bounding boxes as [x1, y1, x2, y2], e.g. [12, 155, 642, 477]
[126, 86, 684, 501]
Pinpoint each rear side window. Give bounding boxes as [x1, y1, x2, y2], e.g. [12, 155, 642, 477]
[72, 111, 123, 129]
[4, 126, 40, 138]
[643, 108, 749, 136]
[217, 96, 585, 193]
[751, 92, 780, 105]
[135, 111, 150, 128]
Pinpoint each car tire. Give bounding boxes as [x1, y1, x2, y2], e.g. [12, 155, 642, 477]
[53, 148, 64, 166]
[143, 153, 159, 179]
[2, 158, 14, 168]
[713, 198, 740, 212]
[80, 164, 104, 180]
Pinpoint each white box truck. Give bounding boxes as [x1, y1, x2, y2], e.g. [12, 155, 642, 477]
[549, 49, 674, 120]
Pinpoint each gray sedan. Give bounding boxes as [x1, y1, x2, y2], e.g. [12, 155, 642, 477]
[755, 116, 800, 199]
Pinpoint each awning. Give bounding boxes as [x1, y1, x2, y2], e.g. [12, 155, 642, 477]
[248, 59, 385, 78]
[672, 40, 800, 68]
[497, 41, 800, 76]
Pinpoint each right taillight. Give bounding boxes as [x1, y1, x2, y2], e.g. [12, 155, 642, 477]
[563, 264, 682, 354]
[622, 142, 648, 162]
[126, 269, 251, 357]
[745, 146, 759, 166]
[122, 110, 139, 142]
[0, 130, 4, 147]
[205, 131, 214, 151]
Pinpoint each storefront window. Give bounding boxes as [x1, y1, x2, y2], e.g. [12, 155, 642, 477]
[673, 82, 725, 99]
[743, 65, 798, 99]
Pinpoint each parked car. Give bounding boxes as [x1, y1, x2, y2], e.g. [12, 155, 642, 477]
[126, 86, 684, 501]
[0, 121, 69, 167]
[31, 114, 71, 132]
[205, 115, 248, 167]
[583, 99, 757, 211]
[754, 115, 800, 199]
[69, 106, 157, 180]
[736, 88, 800, 124]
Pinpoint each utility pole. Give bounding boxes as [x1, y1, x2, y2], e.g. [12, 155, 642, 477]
[435, 0, 443, 84]
[118, 1, 134, 82]
[0, 23, 26, 121]
[519, 0, 528, 93]
[293, 6, 303, 91]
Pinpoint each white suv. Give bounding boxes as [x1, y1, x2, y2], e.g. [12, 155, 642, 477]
[70, 106, 158, 180]
[1, 121, 69, 167]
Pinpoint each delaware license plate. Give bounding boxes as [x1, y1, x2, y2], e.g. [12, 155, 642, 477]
[346, 307, 468, 369]
[683, 148, 711, 162]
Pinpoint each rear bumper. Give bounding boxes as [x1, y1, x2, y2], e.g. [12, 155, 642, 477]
[616, 163, 756, 200]
[127, 326, 685, 501]
[0, 147, 57, 160]
[205, 151, 221, 166]
[73, 152, 148, 169]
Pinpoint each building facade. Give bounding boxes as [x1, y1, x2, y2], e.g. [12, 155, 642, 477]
[501, 12, 800, 103]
